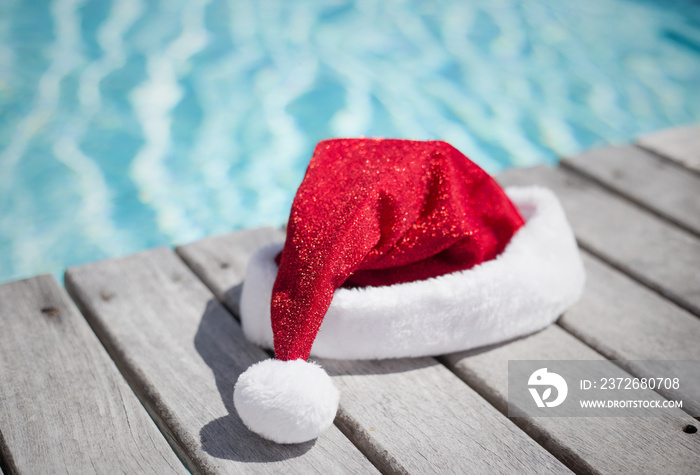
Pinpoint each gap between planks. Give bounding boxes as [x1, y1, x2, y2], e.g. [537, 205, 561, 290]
[560, 145, 700, 238]
[637, 124, 700, 175]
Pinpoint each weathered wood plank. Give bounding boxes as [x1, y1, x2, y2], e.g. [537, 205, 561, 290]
[637, 124, 700, 173]
[0, 276, 186, 474]
[498, 165, 700, 317]
[562, 145, 700, 236]
[178, 229, 571, 474]
[561, 252, 700, 415]
[442, 325, 700, 475]
[177, 228, 283, 316]
[65, 249, 377, 475]
[325, 357, 570, 474]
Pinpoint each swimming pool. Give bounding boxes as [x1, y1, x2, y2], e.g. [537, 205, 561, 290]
[1, 0, 699, 284]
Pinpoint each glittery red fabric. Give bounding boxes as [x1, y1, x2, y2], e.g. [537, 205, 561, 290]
[271, 139, 524, 361]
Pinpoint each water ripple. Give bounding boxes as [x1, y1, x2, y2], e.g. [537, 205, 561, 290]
[129, 0, 211, 243]
[1, 0, 699, 283]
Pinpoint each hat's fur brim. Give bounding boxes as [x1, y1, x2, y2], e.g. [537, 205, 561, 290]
[240, 186, 586, 360]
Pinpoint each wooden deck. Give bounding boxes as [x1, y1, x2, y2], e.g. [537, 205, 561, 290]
[1, 125, 699, 474]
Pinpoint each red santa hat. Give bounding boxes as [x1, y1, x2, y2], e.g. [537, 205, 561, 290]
[234, 139, 585, 444]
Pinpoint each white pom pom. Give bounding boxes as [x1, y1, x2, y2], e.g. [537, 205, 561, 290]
[233, 359, 339, 444]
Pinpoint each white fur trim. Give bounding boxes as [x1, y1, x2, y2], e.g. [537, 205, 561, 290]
[240, 186, 585, 359]
[233, 359, 339, 444]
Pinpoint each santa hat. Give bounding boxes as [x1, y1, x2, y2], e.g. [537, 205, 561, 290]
[234, 139, 585, 444]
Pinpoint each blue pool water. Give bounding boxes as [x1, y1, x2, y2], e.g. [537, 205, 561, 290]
[1, 0, 700, 284]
